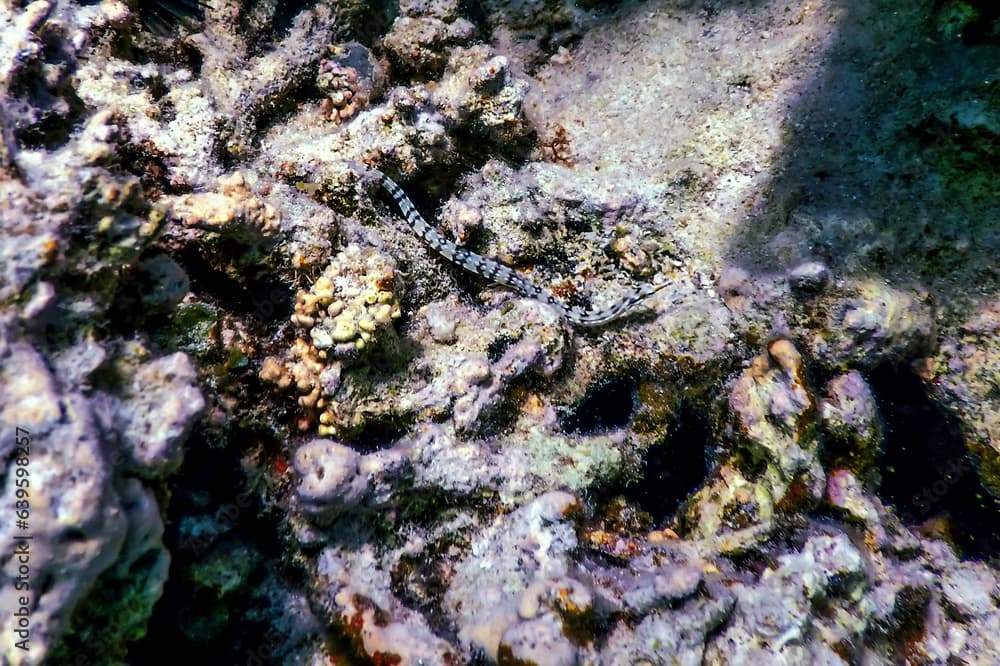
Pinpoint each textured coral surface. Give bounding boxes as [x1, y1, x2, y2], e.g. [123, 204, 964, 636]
[1, 0, 999, 664]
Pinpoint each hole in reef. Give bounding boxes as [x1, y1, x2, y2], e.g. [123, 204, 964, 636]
[128, 424, 289, 663]
[560, 376, 636, 434]
[868, 363, 1000, 558]
[607, 402, 713, 525]
[172, 243, 294, 323]
[350, 415, 411, 454]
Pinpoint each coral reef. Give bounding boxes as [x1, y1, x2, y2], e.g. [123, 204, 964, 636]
[2, 0, 999, 664]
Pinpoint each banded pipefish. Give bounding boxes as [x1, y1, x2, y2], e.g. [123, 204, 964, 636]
[370, 167, 666, 327]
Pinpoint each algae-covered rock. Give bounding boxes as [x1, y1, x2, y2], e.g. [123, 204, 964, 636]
[3, 0, 1000, 663]
[802, 279, 935, 369]
[820, 370, 883, 474]
[95, 348, 206, 477]
[929, 299, 1000, 497]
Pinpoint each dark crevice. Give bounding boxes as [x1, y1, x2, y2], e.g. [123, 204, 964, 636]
[138, 0, 207, 36]
[868, 363, 1000, 558]
[613, 403, 713, 526]
[390, 548, 462, 645]
[350, 415, 411, 454]
[245, 0, 316, 50]
[171, 243, 294, 323]
[560, 376, 637, 434]
[128, 423, 289, 663]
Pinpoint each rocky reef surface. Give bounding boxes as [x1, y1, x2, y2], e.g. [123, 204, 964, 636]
[1, 0, 999, 664]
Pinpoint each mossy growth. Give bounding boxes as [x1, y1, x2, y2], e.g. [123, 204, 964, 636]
[178, 542, 262, 643]
[159, 301, 219, 359]
[932, 1, 982, 40]
[48, 550, 168, 666]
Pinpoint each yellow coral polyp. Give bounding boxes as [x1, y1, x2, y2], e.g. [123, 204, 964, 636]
[330, 315, 358, 342]
[372, 304, 394, 325]
[265, 244, 403, 434]
[299, 387, 320, 408]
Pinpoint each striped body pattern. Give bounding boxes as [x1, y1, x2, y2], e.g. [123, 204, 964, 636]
[373, 168, 664, 327]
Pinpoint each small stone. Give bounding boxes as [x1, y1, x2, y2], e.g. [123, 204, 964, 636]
[789, 261, 830, 293]
[294, 439, 366, 514]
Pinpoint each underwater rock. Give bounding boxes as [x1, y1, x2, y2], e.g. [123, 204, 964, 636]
[446, 491, 581, 660]
[98, 349, 205, 477]
[0, 340, 127, 665]
[293, 438, 366, 517]
[803, 279, 935, 369]
[820, 370, 883, 473]
[432, 45, 532, 145]
[929, 299, 1000, 497]
[383, 0, 475, 77]
[167, 171, 282, 246]
[315, 544, 458, 664]
[499, 612, 578, 666]
[3, 0, 999, 662]
[704, 534, 865, 664]
[788, 260, 831, 293]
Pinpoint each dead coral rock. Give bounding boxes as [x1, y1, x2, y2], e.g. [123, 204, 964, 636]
[1, 0, 82, 148]
[802, 279, 935, 369]
[483, 0, 589, 72]
[686, 340, 822, 539]
[0, 339, 128, 665]
[432, 45, 531, 145]
[383, 5, 475, 77]
[940, 562, 998, 620]
[730, 339, 816, 478]
[704, 533, 865, 664]
[826, 468, 883, 533]
[819, 369, 883, 473]
[168, 171, 281, 245]
[929, 298, 1000, 497]
[788, 260, 831, 294]
[99, 349, 206, 477]
[600, 595, 734, 665]
[409, 296, 567, 436]
[199, 3, 342, 161]
[447, 491, 581, 661]
[399, 0, 462, 20]
[498, 612, 578, 666]
[0, 176, 65, 302]
[315, 545, 457, 663]
[293, 438, 366, 516]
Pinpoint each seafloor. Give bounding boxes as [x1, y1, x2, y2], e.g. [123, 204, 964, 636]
[1, 0, 999, 664]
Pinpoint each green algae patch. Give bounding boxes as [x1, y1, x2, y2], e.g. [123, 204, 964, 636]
[521, 427, 625, 492]
[48, 551, 168, 666]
